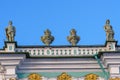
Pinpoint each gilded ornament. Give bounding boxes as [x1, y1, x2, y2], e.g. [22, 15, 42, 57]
[85, 74, 98, 80]
[110, 77, 120, 80]
[57, 72, 72, 80]
[9, 78, 17, 80]
[28, 73, 42, 80]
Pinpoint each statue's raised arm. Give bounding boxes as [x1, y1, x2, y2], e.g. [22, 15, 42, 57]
[5, 21, 16, 42]
[104, 19, 115, 41]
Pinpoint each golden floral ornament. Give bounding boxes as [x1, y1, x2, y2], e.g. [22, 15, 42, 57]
[57, 72, 72, 80]
[9, 78, 17, 80]
[110, 77, 120, 80]
[85, 74, 98, 80]
[28, 73, 42, 80]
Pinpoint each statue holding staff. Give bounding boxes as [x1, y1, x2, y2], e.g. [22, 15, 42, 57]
[5, 21, 16, 42]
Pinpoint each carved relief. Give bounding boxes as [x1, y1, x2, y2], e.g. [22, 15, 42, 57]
[28, 73, 42, 80]
[85, 74, 98, 80]
[57, 72, 72, 80]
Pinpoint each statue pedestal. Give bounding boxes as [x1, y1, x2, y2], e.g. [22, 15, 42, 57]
[4, 41, 17, 52]
[105, 41, 117, 51]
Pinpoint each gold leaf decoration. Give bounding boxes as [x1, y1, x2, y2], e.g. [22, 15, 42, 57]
[28, 73, 42, 80]
[57, 72, 72, 80]
[109, 77, 120, 80]
[85, 74, 98, 80]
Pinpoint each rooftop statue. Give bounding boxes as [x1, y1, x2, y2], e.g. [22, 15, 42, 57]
[67, 29, 80, 46]
[41, 29, 54, 46]
[104, 19, 115, 41]
[5, 21, 16, 42]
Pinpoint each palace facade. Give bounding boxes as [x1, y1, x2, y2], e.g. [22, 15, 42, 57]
[0, 20, 120, 80]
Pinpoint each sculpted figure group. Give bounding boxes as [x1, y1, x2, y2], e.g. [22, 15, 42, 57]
[4, 19, 115, 45]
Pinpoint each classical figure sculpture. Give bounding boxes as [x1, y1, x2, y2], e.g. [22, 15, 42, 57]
[67, 29, 80, 46]
[41, 29, 54, 46]
[5, 21, 16, 42]
[104, 19, 114, 41]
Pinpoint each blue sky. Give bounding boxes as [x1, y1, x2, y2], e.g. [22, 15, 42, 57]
[0, 0, 120, 48]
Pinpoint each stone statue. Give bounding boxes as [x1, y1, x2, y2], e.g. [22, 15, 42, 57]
[5, 21, 16, 42]
[67, 29, 80, 46]
[104, 19, 114, 41]
[41, 29, 54, 46]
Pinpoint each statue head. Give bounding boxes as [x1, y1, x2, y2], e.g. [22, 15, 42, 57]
[106, 19, 110, 25]
[8, 20, 13, 26]
[70, 29, 76, 36]
[44, 29, 51, 36]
